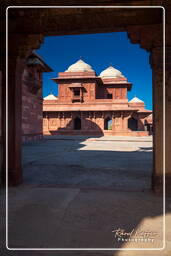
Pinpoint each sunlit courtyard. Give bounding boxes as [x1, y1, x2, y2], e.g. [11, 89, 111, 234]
[23, 136, 153, 190]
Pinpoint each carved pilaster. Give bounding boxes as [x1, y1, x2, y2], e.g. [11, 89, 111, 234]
[122, 115, 128, 131]
[127, 24, 163, 51]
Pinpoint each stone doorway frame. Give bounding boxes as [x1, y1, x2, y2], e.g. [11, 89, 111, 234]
[0, 5, 168, 194]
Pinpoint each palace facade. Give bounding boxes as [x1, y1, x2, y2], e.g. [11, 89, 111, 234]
[43, 59, 152, 136]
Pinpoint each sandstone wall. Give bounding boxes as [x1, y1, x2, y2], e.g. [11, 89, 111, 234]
[22, 67, 43, 142]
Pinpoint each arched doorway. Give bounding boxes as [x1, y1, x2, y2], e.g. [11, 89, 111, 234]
[104, 117, 112, 130]
[74, 117, 81, 130]
[3, 6, 164, 194]
[128, 117, 138, 131]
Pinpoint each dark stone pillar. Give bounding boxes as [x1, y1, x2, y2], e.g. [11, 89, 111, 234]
[151, 46, 171, 195]
[150, 47, 164, 194]
[0, 55, 6, 186]
[4, 56, 25, 186]
[165, 47, 171, 195]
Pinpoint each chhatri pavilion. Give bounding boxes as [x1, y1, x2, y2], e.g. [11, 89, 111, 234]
[43, 59, 152, 136]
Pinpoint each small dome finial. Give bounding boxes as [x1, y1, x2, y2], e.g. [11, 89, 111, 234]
[65, 58, 94, 72]
[99, 65, 124, 78]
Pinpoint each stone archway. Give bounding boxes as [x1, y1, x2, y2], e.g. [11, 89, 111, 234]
[0, 4, 170, 193]
[74, 117, 81, 130]
[104, 117, 112, 130]
[128, 117, 138, 131]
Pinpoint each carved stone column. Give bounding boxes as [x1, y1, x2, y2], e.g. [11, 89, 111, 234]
[151, 46, 171, 194]
[114, 112, 122, 131]
[122, 113, 130, 131]
[1, 33, 44, 186]
[150, 47, 164, 193]
[127, 24, 166, 193]
[0, 55, 6, 186]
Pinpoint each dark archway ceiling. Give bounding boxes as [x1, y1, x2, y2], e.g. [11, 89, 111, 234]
[0, 0, 170, 57]
[7, 7, 163, 36]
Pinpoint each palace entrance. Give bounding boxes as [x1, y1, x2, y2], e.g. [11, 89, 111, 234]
[128, 117, 138, 131]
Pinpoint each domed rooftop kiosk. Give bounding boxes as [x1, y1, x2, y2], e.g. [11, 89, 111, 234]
[99, 65, 129, 87]
[53, 59, 96, 81]
[129, 97, 145, 110]
[44, 93, 57, 100]
[65, 59, 94, 72]
[99, 66, 125, 78]
[129, 96, 144, 103]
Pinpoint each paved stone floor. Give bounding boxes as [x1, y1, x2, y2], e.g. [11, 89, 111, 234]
[23, 135, 153, 191]
[1, 187, 171, 255]
[1, 136, 170, 255]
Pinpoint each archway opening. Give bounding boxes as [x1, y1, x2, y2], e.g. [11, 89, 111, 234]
[104, 117, 112, 130]
[74, 117, 81, 130]
[22, 32, 153, 192]
[128, 117, 138, 131]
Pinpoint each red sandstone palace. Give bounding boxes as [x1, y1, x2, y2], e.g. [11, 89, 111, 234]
[43, 59, 152, 136]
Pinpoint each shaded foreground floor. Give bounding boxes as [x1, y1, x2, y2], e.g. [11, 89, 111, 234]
[1, 136, 170, 255]
[23, 136, 153, 191]
[1, 186, 170, 254]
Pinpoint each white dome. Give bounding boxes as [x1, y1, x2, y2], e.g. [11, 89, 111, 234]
[129, 97, 144, 103]
[65, 59, 94, 72]
[99, 66, 124, 78]
[44, 93, 57, 100]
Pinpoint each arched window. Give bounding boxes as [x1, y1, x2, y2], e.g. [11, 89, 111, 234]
[128, 117, 138, 131]
[104, 117, 112, 130]
[74, 117, 81, 130]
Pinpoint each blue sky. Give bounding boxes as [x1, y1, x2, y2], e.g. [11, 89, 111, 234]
[37, 32, 152, 110]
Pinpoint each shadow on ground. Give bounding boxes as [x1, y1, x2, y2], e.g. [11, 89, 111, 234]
[22, 136, 153, 191]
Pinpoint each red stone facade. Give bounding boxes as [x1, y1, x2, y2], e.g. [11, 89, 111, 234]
[43, 60, 152, 136]
[22, 53, 52, 142]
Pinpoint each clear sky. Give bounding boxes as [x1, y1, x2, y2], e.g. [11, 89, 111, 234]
[37, 32, 152, 110]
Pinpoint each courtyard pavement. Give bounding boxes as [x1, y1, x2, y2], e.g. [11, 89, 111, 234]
[22, 135, 153, 191]
[1, 135, 171, 255]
